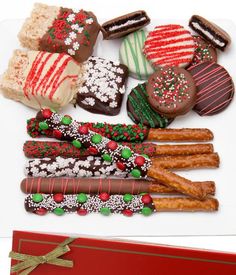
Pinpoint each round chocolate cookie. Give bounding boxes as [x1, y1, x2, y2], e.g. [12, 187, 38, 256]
[146, 67, 197, 118]
[188, 62, 234, 116]
[127, 83, 173, 128]
[189, 36, 217, 67]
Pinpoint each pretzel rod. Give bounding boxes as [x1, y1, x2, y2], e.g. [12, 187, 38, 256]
[153, 197, 218, 212]
[147, 166, 206, 199]
[24, 193, 218, 216]
[147, 128, 214, 142]
[155, 144, 214, 156]
[151, 153, 220, 170]
[23, 140, 214, 159]
[20, 177, 215, 196]
[27, 117, 213, 142]
[30, 109, 214, 198]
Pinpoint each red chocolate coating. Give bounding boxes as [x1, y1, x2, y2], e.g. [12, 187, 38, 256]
[147, 67, 197, 118]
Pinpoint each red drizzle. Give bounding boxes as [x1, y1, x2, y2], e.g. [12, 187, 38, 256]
[144, 24, 195, 67]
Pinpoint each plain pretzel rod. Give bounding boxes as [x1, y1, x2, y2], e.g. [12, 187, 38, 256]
[30, 109, 217, 199]
[151, 153, 220, 170]
[27, 117, 214, 142]
[23, 140, 214, 158]
[20, 177, 215, 196]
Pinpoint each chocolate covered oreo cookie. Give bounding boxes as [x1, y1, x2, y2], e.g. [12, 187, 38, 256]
[76, 56, 128, 116]
[188, 62, 234, 116]
[127, 83, 173, 128]
[189, 15, 231, 51]
[101, 10, 150, 40]
[147, 67, 197, 118]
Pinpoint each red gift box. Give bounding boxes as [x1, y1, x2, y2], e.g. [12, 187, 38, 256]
[10, 231, 236, 275]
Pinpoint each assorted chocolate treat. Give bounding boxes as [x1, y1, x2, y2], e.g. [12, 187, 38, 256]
[146, 67, 197, 118]
[18, 3, 100, 62]
[189, 15, 231, 51]
[76, 56, 128, 115]
[188, 62, 234, 116]
[101, 10, 150, 40]
[127, 83, 173, 127]
[1, 3, 233, 218]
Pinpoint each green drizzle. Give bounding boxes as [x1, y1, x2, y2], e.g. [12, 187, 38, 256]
[120, 30, 154, 80]
[128, 83, 170, 128]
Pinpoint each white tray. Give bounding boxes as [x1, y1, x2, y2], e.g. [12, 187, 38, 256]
[0, 19, 236, 238]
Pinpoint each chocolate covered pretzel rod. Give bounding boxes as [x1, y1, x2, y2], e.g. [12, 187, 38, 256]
[21, 177, 215, 196]
[27, 117, 213, 142]
[23, 140, 214, 159]
[31, 109, 213, 198]
[24, 193, 218, 216]
[25, 152, 219, 179]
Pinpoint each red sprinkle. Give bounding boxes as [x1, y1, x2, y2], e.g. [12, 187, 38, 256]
[88, 147, 98, 155]
[116, 161, 126, 171]
[107, 140, 118, 150]
[122, 209, 133, 217]
[134, 156, 145, 166]
[35, 208, 47, 216]
[53, 129, 62, 139]
[77, 208, 88, 216]
[42, 109, 52, 119]
[141, 194, 152, 204]
[53, 193, 64, 203]
[79, 125, 89, 135]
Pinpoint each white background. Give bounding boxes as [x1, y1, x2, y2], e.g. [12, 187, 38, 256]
[1, 0, 236, 273]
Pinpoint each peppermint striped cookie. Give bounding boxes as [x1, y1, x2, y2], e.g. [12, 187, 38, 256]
[143, 24, 195, 68]
[119, 30, 154, 80]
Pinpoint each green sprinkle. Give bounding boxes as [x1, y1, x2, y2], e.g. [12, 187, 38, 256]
[53, 208, 65, 216]
[123, 194, 133, 203]
[39, 122, 49, 130]
[100, 207, 111, 216]
[91, 134, 102, 144]
[32, 193, 43, 203]
[77, 193, 88, 203]
[72, 140, 82, 148]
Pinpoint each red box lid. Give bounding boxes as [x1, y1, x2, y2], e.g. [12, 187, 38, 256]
[11, 231, 236, 275]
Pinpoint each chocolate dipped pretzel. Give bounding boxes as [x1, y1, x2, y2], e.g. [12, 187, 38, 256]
[30, 109, 217, 199]
[27, 117, 214, 142]
[24, 193, 218, 216]
[23, 140, 214, 159]
[21, 177, 215, 196]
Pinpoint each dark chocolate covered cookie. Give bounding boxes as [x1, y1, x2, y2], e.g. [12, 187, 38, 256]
[127, 83, 173, 128]
[76, 56, 128, 116]
[147, 67, 197, 118]
[188, 62, 234, 116]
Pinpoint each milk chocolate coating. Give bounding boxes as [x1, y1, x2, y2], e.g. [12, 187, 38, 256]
[189, 15, 231, 51]
[39, 9, 100, 62]
[147, 67, 197, 118]
[101, 10, 150, 40]
[188, 62, 234, 116]
[21, 177, 215, 196]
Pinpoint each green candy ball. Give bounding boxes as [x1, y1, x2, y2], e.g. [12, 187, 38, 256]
[131, 169, 141, 178]
[121, 148, 132, 159]
[72, 140, 82, 148]
[61, 116, 72, 125]
[123, 194, 133, 203]
[53, 208, 65, 216]
[91, 134, 102, 144]
[39, 121, 49, 130]
[102, 154, 112, 162]
[141, 207, 153, 216]
[32, 193, 43, 203]
[77, 193, 88, 203]
[100, 207, 111, 216]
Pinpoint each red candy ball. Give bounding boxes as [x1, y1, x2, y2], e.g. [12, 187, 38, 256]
[141, 194, 152, 204]
[116, 161, 126, 171]
[99, 192, 110, 201]
[35, 208, 47, 216]
[122, 209, 133, 217]
[79, 125, 89, 135]
[77, 209, 88, 216]
[53, 129, 62, 139]
[88, 147, 98, 155]
[134, 156, 145, 166]
[42, 109, 52, 119]
[53, 193, 64, 203]
[107, 141, 118, 150]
